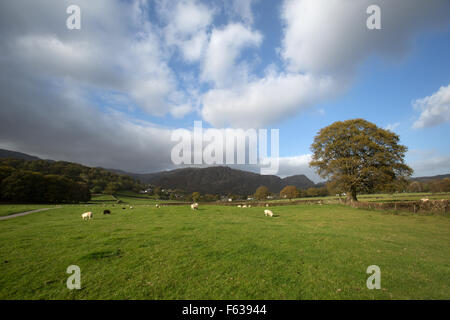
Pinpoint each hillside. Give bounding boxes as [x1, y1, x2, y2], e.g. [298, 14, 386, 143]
[411, 174, 450, 183]
[0, 149, 41, 161]
[0, 158, 143, 197]
[282, 175, 316, 189]
[1, 148, 449, 195]
[126, 166, 315, 195]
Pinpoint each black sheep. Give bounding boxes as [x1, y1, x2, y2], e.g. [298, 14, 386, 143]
[103, 209, 111, 214]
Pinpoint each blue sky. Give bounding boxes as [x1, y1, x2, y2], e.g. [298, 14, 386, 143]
[0, 0, 449, 181]
[280, 25, 450, 156]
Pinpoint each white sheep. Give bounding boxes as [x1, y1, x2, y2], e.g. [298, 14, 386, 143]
[81, 212, 93, 220]
[242, 205, 247, 208]
[248, 205, 252, 208]
[130, 206, 134, 209]
[421, 198, 429, 202]
[191, 203, 199, 210]
[237, 205, 241, 208]
[155, 204, 160, 208]
[264, 209, 273, 217]
[265, 203, 269, 207]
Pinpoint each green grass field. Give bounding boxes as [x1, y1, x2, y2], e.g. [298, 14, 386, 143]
[0, 204, 54, 217]
[90, 191, 186, 205]
[90, 194, 117, 202]
[0, 203, 449, 299]
[271, 192, 450, 203]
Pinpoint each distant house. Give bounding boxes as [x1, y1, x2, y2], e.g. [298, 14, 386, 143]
[247, 197, 254, 200]
[139, 187, 153, 194]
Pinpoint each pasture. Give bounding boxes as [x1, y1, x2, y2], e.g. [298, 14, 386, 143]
[0, 203, 449, 299]
[271, 192, 450, 203]
[0, 204, 55, 217]
[89, 192, 186, 205]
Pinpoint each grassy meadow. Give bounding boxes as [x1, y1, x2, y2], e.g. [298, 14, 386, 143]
[0, 204, 56, 217]
[0, 201, 449, 300]
[271, 192, 450, 203]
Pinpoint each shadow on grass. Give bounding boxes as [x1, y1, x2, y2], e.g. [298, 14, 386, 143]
[81, 249, 122, 260]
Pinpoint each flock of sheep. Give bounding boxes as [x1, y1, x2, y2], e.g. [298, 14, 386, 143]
[82, 202, 275, 220]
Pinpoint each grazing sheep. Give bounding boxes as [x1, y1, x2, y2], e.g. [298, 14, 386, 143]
[191, 203, 199, 210]
[237, 205, 241, 208]
[421, 198, 429, 202]
[130, 206, 134, 209]
[155, 204, 160, 208]
[248, 205, 252, 208]
[82, 212, 93, 220]
[103, 209, 111, 215]
[265, 203, 269, 207]
[242, 205, 247, 208]
[264, 209, 273, 217]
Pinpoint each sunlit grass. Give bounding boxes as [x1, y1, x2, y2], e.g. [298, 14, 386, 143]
[270, 192, 450, 203]
[0, 204, 54, 217]
[0, 203, 448, 299]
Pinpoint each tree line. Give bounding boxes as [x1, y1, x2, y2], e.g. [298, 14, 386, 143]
[0, 159, 144, 203]
[407, 179, 450, 193]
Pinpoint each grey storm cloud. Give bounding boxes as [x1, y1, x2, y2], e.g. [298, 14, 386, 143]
[0, 0, 178, 173]
[0, 0, 449, 178]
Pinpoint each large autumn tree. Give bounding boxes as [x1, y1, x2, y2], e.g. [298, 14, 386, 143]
[309, 119, 413, 201]
[280, 185, 299, 200]
[254, 186, 270, 200]
[192, 192, 201, 202]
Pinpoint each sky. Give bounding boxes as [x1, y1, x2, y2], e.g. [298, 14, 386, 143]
[0, 0, 449, 182]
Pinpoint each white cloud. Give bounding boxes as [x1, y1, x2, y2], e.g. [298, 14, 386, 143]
[199, 0, 450, 128]
[385, 122, 400, 131]
[0, 74, 176, 173]
[201, 23, 263, 87]
[281, 0, 450, 76]
[1, 0, 449, 178]
[170, 0, 213, 33]
[230, 154, 322, 182]
[275, 154, 321, 181]
[159, 0, 215, 62]
[201, 73, 342, 128]
[225, 0, 257, 25]
[409, 154, 450, 177]
[1, 0, 192, 118]
[170, 104, 195, 119]
[412, 85, 450, 129]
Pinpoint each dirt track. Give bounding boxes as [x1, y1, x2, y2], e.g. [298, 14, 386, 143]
[0, 207, 60, 221]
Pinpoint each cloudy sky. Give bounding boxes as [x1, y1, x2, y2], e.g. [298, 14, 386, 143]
[0, 0, 449, 182]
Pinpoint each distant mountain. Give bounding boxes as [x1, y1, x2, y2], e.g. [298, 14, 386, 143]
[2, 148, 449, 195]
[282, 175, 316, 189]
[123, 166, 315, 195]
[410, 174, 450, 183]
[0, 148, 41, 161]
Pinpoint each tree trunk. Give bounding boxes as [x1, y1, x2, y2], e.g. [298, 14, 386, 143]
[351, 188, 358, 202]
